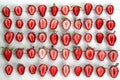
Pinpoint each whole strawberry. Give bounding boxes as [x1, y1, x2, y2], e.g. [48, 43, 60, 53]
[74, 66, 82, 76]
[84, 3, 93, 15]
[49, 65, 58, 77]
[96, 32, 104, 43]
[95, 18, 104, 30]
[72, 5, 80, 16]
[3, 47, 12, 61]
[50, 32, 58, 45]
[51, 3, 58, 16]
[73, 46, 82, 60]
[4, 31, 14, 44]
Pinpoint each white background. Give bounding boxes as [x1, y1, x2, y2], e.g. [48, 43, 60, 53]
[0, 0, 120, 80]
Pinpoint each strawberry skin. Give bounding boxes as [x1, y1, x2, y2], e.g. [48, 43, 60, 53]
[3, 47, 12, 61]
[50, 18, 59, 30]
[95, 5, 103, 15]
[17, 64, 25, 75]
[108, 50, 118, 62]
[72, 5, 80, 16]
[95, 18, 104, 29]
[5, 65, 13, 75]
[38, 5, 47, 17]
[49, 65, 58, 77]
[109, 65, 119, 78]
[85, 47, 95, 60]
[97, 50, 106, 61]
[4, 31, 14, 44]
[50, 33, 58, 45]
[61, 5, 70, 15]
[39, 64, 48, 77]
[84, 3, 93, 15]
[84, 64, 93, 77]
[2, 6, 10, 17]
[106, 4, 114, 15]
[72, 33, 82, 45]
[27, 5, 36, 15]
[3, 18, 12, 29]
[96, 32, 104, 43]
[61, 33, 71, 46]
[16, 19, 24, 29]
[51, 4, 58, 16]
[96, 66, 106, 77]
[73, 46, 82, 60]
[14, 6, 23, 16]
[74, 19, 82, 30]
[74, 66, 82, 76]
[106, 20, 115, 30]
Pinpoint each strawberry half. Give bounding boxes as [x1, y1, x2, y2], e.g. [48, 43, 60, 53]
[96, 66, 106, 77]
[3, 18, 12, 29]
[62, 18, 71, 31]
[27, 5, 36, 15]
[50, 18, 59, 30]
[73, 46, 82, 60]
[38, 32, 47, 43]
[38, 47, 47, 59]
[16, 32, 24, 42]
[84, 3, 93, 15]
[74, 19, 82, 30]
[51, 3, 58, 16]
[95, 18, 104, 30]
[84, 33, 92, 43]
[38, 5, 47, 17]
[17, 64, 25, 75]
[50, 32, 58, 45]
[62, 48, 70, 60]
[84, 64, 93, 77]
[95, 5, 103, 15]
[27, 19, 36, 30]
[97, 50, 106, 61]
[49, 65, 58, 77]
[5, 65, 13, 75]
[16, 19, 24, 29]
[85, 47, 95, 60]
[2, 6, 10, 17]
[15, 48, 24, 59]
[14, 6, 23, 16]
[39, 18, 47, 29]
[72, 5, 80, 16]
[61, 5, 70, 15]
[72, 32, 82, 45]
[29, 65, 37, 74]
[49, 47, 58, 61]
[106, 20, 116, 30]
[84, 18, 93, 30]
[27, 46, 36, 59]
[39, 64, 48, 77]
[74, 66, 82, 76]
[108, 50, 118, 62]
[61, 33, 71, 46]
[4, 31, 14, 44]
[28, 32, 36, 43]
[106, 4, 114, 15]
[62, 65, 70, 77]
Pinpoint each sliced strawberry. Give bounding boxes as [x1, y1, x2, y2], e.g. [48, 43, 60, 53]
[97, 50, 106, 61]
[27, 46, 36, 59]
[62, 65, 70, 77]
[4, 31, 14, 44]
[74, 66, 82, 76]
[39, 64, 48, 77]
[84, 3, 93, 15]
[27, 19, 36, 30]
[29, 65, 37, 74]
[49, 47, 58, 61]
[62, 18, 71, 30]
[84, 64, 93, 77]
[49, 65, 58, 77]
[96, 66, 106, 77]
[15, 48, 24, 59]
[50, 32, 58, 45]
[96, 32, 104, 43]
[5, 65, 13, 75]
[50, 18, 59, 30]
[28, 32, 36, 43]
[38, 32, 47, 43]
[85, 47, 95, 60]
[16, 32, 24, 42]
[95, 5, 103, 15]
[16, 19, 24, 29]
[84, 18, 93, 30]
[3, 18, 12, 29]
[84, 33, 92, 43]
[106, 20, 115, 30]
[17, 64, 25, 75]
[38, 5, 47, 17]
[38, 47, 47, 59]
[72, 33, 82, 45]
[62, 48, 70, 60]
[39, 18, 47, 29]
[61, 5, 70, 15]
[2, 6, 10, 17]
[74, 19, 82, 30]
[61, 33, 71, 46]
[108, 50, 118, 62]
[106, 4, 114, 15]
[14, 6, 23, 16]
[27, 5, 36, 15]
[72, 5, 80, 16]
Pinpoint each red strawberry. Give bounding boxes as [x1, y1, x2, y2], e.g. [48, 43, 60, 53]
[84, 64, 93, 77]
[84, 33, 92, 43]
[97, 50, 106, 61]
[5, 65, 13, 75]
[106, 4, 114, 15]
[39, 18, 47, 29]
[96, 66, 106, 77]
[15, 48, 23, 59]
[38, 32, 47, 43]
[85, 47, 95, 60]
[106, 32, 116, 46]
[49, 65, 58, 77]
[74, 66, 82, 76]
[3, 47, 12, 61]
[95, 5, 103, 15]
[38, 5, 47, 17]
[39, 64, 48, 77]
[108, 50, 118, 62]
[3, 18, 12, 29]
[38, 47, 47, 59]
[51, 3, 58, 16]
[27, 46, 36, 59]
[62, 18, 71, 30]
[17, 64, 25, 75]
[50, 18, 59, 30]
[14, 6, 23, 16]
[4, 31, 14, 44]
[61, 5, 70, 15]
[28, 32, 36, 43]
[106, 20, 115, 30]
[27, 19, 36, 30]
[96, 32, 104, 43]
[95, 18, 104, 29]
[29, 65, 37, 74]
[27, 5, 36, 15]
[62, 65, 70, 77]
[16, 32, 24, 42]
[72, 5, 80, 16]
[84, 18, 93, 30]
[72, 33, 82, 45]
[84, 3, 93, 15]
[74, 19, 82, 30]
[49, 47, 58, 61]
[62, 48, 70, 60]
[50, 32, 58, 45]
[2, 6, 10, 17]
[73, 46, 82, 60]
[109, 64, 119, 78]
[61, 33, 71, 46]
[16, 19, 24, 29]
